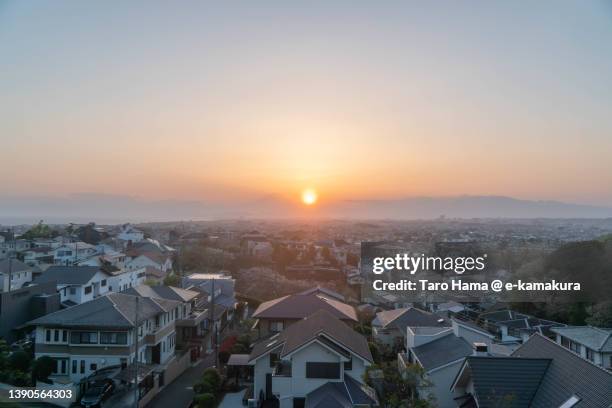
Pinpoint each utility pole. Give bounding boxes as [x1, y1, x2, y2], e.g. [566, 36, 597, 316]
[133, 296, 140, 408]
[209, 278, 218, 368]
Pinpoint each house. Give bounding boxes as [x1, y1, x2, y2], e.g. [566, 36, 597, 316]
[117, 223, 145, 244]
[25, 292, 180, 383]
[0, 259, 33, 291]
[252, 291, 358, 338]
[126, 252, 173, 274]
[398, 328, 475, 408]
[22, 246, 55, 267]
[478, 309, 563, 343]
[451, 333, 612, 407]
[34, 265, 146, 307]
[124, 285, 211, 357]
[53, 242, 97, 265]
[182, 273, 237, 318]
[248, 310, 377, 407]
[1, 281, 60, 343]
[372, 307, 449, 346]
[550, 326, 612, 369]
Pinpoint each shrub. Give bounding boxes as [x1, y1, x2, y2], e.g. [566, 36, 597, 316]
[32, 356, 55, 381]
[202, 367, 221, 391]
[8, 351, 31, 372]
[194, 393, 216, 408]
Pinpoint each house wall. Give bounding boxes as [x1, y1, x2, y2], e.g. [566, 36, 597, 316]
[58, 271, 110, 305]
[419, 360, 464, 408]
[286, 342, 345, 398]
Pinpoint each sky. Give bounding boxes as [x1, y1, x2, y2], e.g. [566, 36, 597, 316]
[1, 0, 612, 214]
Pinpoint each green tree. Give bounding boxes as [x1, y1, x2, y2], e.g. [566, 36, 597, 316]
[32, 356, 55, 382]
[8, 351, 31, 373]
[193, 393, 216, 408]
[163, 274, 180, 287]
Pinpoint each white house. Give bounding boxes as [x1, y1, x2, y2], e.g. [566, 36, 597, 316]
[117, 224, 145, 244]
[0, 259, 33, 292]
[248, 310, 377, 407]
[551, 326, 612, 369]
[126, 253, 172, 274]
[34, 265, 146, 307]
[26, 292, 179, 383]
[53, 242, 97, 265]
[399, 327, 475, 408]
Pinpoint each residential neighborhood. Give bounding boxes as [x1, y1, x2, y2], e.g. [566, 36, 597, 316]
[0, 219, 611, 408]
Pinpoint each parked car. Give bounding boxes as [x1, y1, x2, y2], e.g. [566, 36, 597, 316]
[80, 379, 115, 408]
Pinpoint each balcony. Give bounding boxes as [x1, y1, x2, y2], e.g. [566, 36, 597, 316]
[143, 323, 174, 345]
[272, 361, 292, 377]
[177, 308, 208, 327]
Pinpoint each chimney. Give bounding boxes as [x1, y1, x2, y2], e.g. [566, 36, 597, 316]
[473, 342, 488, 356]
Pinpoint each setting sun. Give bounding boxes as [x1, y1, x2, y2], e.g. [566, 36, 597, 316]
[302, 189, 318, 205]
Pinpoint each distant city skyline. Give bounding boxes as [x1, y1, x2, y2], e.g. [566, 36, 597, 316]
[2, 1, 612, 213]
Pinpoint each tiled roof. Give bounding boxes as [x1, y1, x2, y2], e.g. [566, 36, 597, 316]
[124, 284, 199, 303]
[253, 293, 357, 321]
[26, 292, 179, 328]
[411, 333, 472, 371]
[249, 310, 372, 364]
[0, 259, 31, 274]
[373, 307, 449, 331]
[512, 334, 612, 407]
[457, 357, 551, 408]
[305, 374, 378, 408]
[551, 326, 612, 353]
[35, 265, 108, 285]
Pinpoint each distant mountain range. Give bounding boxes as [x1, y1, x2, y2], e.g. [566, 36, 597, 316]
[0, 194, 611, 224]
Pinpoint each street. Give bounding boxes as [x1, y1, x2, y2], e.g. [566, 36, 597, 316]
[145, 353, 216, 408]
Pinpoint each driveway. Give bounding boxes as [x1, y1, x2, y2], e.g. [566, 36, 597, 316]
[145, 352, 216, 408]
[218, 389, 246, 408]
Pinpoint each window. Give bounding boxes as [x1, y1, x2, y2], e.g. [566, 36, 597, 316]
[90, 363, 97, 371]
[101, 279, 107, 287]
[84, 286, 92, 295]
[61, 359, 67, 374]
[561, 336, 570, 348]
[70, 331, 98, 344]
[46, 329, 51, 342]
[293, 398, 306, 408]
[306, 362, 340, 379]
[69, 287, 76, 295]
[54, 330, 59, 342]
[100, 332, 128, 345]
[62, 330, 67, 342]
[72, 360, 77, 374]
[270, 321, 284, 333]
[586, 348, 594, 361]
[344, 357, 352, 371]
[269, 353, 279, 368]
[80, 360, 85, 374]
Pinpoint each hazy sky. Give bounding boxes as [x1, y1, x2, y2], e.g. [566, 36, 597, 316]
[1, 1, 612, 208]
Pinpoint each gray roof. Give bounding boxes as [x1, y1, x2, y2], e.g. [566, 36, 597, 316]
[305, 375, 378, 408]
[373, 307, 449, 332]
[35, 266, 108, 285]
[26, 292, 180, 328]
[124, 284, 199, 303]
[0, 259, 31, 274]
[512, 333, 612, 407]
[457, 357, 551, 408]
[551, 326, 612, 353]
[411, 333, 473, 371]
[249, 310, 372, 364]
[253, 293, 357, 322]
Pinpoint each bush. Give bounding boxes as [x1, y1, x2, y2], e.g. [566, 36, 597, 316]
[202, 367, 221, 391]
[8, 351, 31, 372]
[32, 356, 55, 381]
[194, 393, 216, 408]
